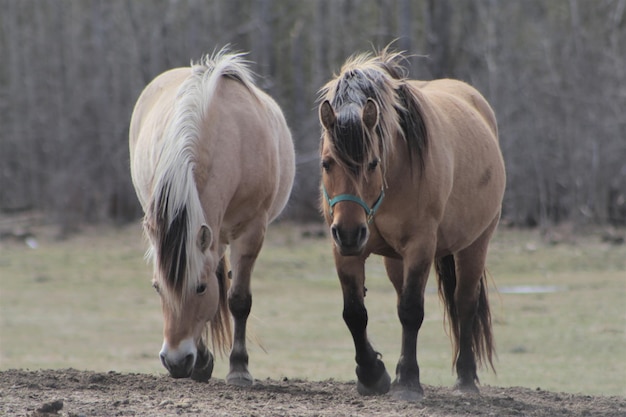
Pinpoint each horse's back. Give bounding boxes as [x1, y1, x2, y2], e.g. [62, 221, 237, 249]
[203, 77, 295, 227]
[257, 89, 295, 221]
[417, 79, 498, 140]
[415, 79, 505, 252]
[417, 78, 503, 177]
[129, 63, 294, 232]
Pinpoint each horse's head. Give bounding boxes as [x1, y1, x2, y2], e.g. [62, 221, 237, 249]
[319, 50, 429, 257]
[145, 218, 226, 379]
[319, 98, 385, 256]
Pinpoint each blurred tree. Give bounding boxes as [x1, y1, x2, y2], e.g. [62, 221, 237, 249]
[0, 0, 624, 231]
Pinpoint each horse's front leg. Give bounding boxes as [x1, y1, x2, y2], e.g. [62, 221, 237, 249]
[190, 338, 214, 382]
[226, 221, 267, 386]
[336, 253, 391, 396]
[385, 256, 431, 401]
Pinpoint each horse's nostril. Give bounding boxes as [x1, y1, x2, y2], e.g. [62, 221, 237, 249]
[160, 353, 169, 370]
[358, 225, 368, 243]
[331, 225, 341, 244]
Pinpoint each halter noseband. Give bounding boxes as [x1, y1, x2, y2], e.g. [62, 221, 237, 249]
[322, 184, 385, 224]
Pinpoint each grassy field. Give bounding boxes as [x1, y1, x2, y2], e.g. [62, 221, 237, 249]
[1, 223, 624, 396]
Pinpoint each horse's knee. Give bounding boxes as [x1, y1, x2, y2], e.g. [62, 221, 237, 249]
[396, 262, 429, 329]
[228, 292, 252, 320]
[397, 294, 424, 330]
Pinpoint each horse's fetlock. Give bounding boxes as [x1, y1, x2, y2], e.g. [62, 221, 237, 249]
[356, 357, 386, 384]
[230, 350, 249, 365]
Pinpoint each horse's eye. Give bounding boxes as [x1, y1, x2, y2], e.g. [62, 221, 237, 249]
[152, 282, 160, 294]
[321, 160, 331, 172]
[368, 159, 380, 171]
[196, 283, 207, 295]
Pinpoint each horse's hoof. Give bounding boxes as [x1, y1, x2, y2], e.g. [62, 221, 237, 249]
[356, 370, 391, 396]
[453, 379, 480, 396]
[390, 384, 424, 402]
[190, 350, 214, 383]
[226, 371, 254, 387]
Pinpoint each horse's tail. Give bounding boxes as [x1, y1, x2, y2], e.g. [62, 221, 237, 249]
[435, 255, 495, 378]
[209, 254, 233, 356]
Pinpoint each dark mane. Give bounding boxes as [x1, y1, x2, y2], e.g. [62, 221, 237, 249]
[397, 83, 428, 172]
[326, 69, 382, 174]
[320, 50, 428, 176]
[152, 181, 188, 297]
[331, 69, 386, 109]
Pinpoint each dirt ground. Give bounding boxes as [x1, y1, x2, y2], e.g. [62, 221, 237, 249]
[1, 369, 623, 417]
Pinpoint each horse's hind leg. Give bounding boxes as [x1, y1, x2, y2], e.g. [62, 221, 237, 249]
[226, 220, 267, 386]
[336, 254, 391, 396]
[449, 219, 498, 394]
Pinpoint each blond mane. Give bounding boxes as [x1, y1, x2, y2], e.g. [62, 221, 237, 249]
[146, 49, 257, 313]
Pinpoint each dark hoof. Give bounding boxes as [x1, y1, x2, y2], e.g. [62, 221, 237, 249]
[390, 383, 424, 402]
[226, 371, 254, 387]
[190, 350, 214, 382]
[453, 379, 480, 395]
[356, 370, 391, 396]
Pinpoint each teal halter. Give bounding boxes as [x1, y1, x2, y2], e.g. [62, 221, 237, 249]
[322, 184, 385, 224]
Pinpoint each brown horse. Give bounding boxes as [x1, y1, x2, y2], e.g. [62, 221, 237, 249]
[318, 49, 505, 401]
[129, 49, 295, 385]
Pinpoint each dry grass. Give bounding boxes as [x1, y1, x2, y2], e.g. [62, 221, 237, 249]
[1, 223, 624, 396]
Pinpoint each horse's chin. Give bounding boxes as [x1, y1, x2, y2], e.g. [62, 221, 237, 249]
[165, 362, 194, 379]
[336, 244, 366, 257]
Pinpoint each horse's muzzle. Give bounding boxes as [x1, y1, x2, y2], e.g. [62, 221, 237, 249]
[159, 338, 197, 378]
[161, 351, 194, 378]
[331, 223, 368, 256]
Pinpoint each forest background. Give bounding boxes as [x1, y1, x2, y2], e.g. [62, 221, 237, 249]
[1, 0, 625, 233]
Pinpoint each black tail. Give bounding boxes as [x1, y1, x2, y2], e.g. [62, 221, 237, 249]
[435, 255, 495, 375]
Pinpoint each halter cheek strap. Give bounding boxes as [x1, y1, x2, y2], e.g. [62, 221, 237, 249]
[322, 184, 385, 224]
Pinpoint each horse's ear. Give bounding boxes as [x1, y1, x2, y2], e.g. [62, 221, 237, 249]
[197, 224, 212, 252]
[319, 100, 336, 130]
[362, 98, 379, 130]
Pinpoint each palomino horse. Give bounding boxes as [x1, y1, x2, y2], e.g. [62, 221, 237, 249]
[129, 49, 295, 385]
[318, 49, 505, 401]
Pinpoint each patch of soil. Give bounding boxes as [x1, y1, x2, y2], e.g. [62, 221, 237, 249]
[1, 369, 623, 417]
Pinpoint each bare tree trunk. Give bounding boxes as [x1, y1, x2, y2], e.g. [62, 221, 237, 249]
[425, 0, 452, 78]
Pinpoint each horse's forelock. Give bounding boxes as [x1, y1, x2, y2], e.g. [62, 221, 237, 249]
[333, 105, 368, 168]
[321, 58, 399, 182]
[157, 203, 188, 297]
[321, 49, 428, 180]
[148, 175, 204, 315]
